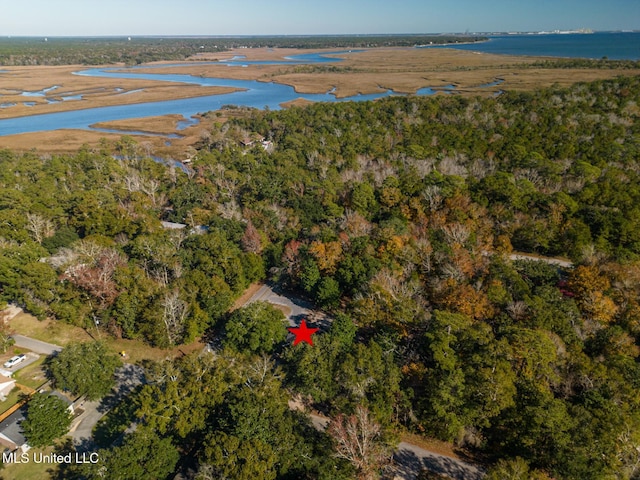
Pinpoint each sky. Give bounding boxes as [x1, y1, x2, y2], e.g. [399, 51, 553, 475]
[1, 0, 638, 36]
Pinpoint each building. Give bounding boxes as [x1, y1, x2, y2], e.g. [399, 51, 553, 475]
[161, 221, 187, 230]
[0, 391, 73, 452]
[161, 221, 208, 235]
[0, 408, 28, 452]
[48, 391, 74, 414]
[0, 373, 16, 402]
[241, 134, 265, 147]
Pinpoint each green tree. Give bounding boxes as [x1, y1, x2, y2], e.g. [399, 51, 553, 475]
[134, 353, 233, 439]
[299, 256, 321, 294]
[337, 341, 402, 425]
[490, 381, 576, 474]
[49, 341, 121, 400]
[201, 431, 278, 480]
[351, 182, 378, 217]
[421, 311, 516, 440]
[0, 314, 14, 353]
[80, 428, 179, 480]
[21, 393, 72, 447]
[485, 457, 551, 480]
[284, 313, 357, 403]
[210, 357, 328, 478]
[315, 276, 341, 308]
[224, 301, 287, 354]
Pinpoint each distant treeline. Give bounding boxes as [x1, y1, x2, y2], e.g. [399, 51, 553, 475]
[0, 37, 226, 66]
[233, 34, 488, 49]
[526, 57, 640, 69]
[0, 35, 486, 66]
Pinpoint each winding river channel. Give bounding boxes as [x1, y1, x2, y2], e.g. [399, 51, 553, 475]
[0, 51, 451, 137]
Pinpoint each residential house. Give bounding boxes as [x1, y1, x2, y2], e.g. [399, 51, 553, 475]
[0, 407, 28, 452]
[0, 373, 16, 402]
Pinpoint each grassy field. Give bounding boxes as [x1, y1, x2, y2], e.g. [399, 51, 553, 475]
[1, 446, 55, 480]
[9, 311, 206, 364]
[0, 387, 23, 416]
[90, 114, 190, 136]
[10, 314, 93, 346]
[0, 114, 215, 157]
[147, 46, 640, 96]
[13, 357, 48, 391]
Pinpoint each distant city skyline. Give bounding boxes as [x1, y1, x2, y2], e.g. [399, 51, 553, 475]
[1, 0, 638, 36]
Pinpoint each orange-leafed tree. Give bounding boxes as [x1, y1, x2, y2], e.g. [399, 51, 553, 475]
[568, 265, 611, 300]
[568, 265, 617, 324]
[580, 291, 618, 325]
[309, 240, 343, 274]
[437, 279, 493, 321]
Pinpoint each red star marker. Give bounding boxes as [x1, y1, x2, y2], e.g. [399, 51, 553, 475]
[288, 320, 319, 346]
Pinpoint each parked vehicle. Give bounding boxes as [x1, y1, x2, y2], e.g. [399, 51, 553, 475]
[3, 354, 26, 369]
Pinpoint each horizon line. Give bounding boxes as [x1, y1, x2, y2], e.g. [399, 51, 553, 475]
[1, 30, 637, 39]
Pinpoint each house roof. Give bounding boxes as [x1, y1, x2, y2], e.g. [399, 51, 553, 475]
[0, 408, 26, 449]
[49, 391, 73, 406]
[161, 221, 187, 230]
[0, 374, 16, 396]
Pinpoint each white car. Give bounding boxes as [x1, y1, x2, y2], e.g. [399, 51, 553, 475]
[3, 354, 26, 369]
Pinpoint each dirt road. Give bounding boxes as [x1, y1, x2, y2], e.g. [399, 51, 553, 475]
[508, 252, 573, 268]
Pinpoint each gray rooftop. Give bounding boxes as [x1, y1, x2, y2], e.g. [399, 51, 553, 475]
[0, 407, 27, 448]
[49, 390, 73, 406]
[161, 221, 187, 230]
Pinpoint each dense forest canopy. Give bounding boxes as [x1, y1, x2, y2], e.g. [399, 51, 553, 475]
[2, 74, 640, 478]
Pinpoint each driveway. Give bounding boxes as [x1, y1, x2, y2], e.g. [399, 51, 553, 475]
[1, 351, 40, 374]
[70, 363, 145, 449]
[391, 442, 485, 480]
[242, 283, 331, 329]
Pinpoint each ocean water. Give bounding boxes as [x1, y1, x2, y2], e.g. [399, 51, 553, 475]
[421, 32, 640, 60]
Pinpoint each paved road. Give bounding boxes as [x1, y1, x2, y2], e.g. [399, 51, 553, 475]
[308, 413, 485, 480]
[243, 283, 331, 329]
[11, 334, 62, 355]
[392, 442, 484, 480]
[309, 412, 330, 431]
[244, 283, 311, 326]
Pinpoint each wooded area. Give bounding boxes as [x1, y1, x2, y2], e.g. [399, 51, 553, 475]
[0, 35, 486, 66]
[2, 73, 640, 478]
